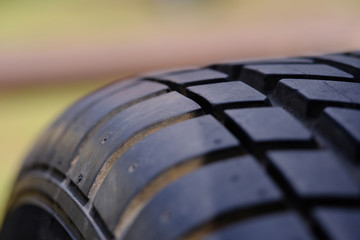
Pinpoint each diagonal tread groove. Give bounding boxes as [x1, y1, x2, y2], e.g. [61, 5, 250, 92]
[114, 147, 243, 239]
[182, 202, 286, 240]
[144, 75, 341, 240]
[66, 87, 170, 173]
[87, 110, 204, 199]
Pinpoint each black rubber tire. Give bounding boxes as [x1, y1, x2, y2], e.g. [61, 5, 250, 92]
[1, 52, 360, 240]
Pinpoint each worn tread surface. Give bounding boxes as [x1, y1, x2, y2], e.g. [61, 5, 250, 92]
[274, 79, 360, 117]
[203, 212, 314, 240]
[2, 52, 360, 240]
[314, 208, 360, 240]
[268, 150, 360, 198]
[316, 107, 360, 160]
[124, 156, 282, 240]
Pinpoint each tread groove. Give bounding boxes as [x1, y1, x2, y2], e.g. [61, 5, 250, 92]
[266, 159, 326, 239]
[87, 110, 204, 199]
[146, 78, 229, 94]
[32, 79, 142, 169]
[114, 147, 243, 239]
[50, 168, 67, 182]
[64, 87, 169, 172]
[221, 111, 318, 154]
[181, 203, 286, 240]
[68, 181, 89, 206]
[312, 56, 360, 80]
[90, 207, 114, 240]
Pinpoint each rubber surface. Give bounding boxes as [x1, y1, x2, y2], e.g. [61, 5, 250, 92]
[1, 52, 360, 240]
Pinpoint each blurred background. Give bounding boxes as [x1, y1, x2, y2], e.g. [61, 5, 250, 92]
[1, 0, 360, 224]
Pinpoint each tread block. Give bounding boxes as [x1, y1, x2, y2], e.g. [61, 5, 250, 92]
[93, 115, 240, 232]
[203, 212, 314, 240]
[70, 92, 201, 196]
[152, 69, 228, 86]
[225, 107, 313, 150]
[50, 81, 168, 172]
[268, 150, 359, 198]
[124, 156, 282, 240]
[240, 64, 353, 92]
[316, 107, 360, 160]
[210, 58, 313, 78]
[314, 54, 360, 78]
[186, 81, 268, 109]
[274, 79, 360, 117]
[314, 208, 360, 240]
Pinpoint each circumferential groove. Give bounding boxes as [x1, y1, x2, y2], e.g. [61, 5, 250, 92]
[14, 191, 84, 240]
[24, 163, 50, 173]
[68, 180, 89, 206]
[67, 88, 169, 171]
[41, 79, 142, 167]
[87, 110, 204, 199]
[90, 207, 114, 240]
[13, 171, 105, 240]
[114, 147, 243, 239]
[50, 168, 67, 182]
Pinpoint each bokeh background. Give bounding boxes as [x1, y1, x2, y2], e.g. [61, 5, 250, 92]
[1, 0, 360, 224]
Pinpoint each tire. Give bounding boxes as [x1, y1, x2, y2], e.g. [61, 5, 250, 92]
[1, 52, 360, 240]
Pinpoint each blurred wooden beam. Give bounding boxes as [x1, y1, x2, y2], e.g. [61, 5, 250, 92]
[1, 14, 359, 87]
